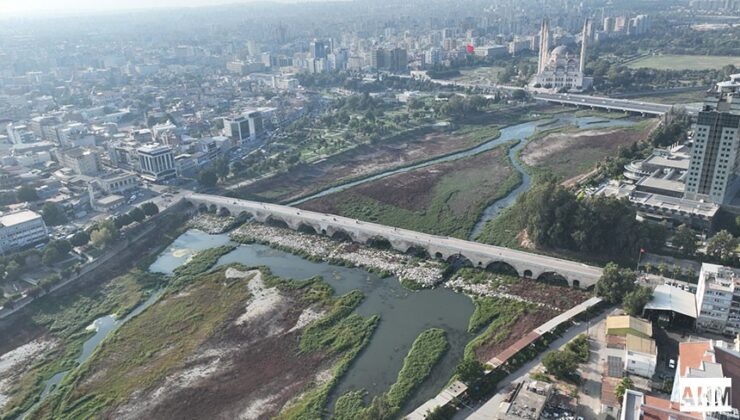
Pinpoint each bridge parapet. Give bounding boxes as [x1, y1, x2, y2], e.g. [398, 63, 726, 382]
[184, 193, 603, 288]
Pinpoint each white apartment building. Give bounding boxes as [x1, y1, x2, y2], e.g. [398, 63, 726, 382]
[136, 144, 176, 183]
[55, 147, 100, 176]
[684, 74, 740, 205]
[0, 210, 49, 254]
[696, 263, 740, 336]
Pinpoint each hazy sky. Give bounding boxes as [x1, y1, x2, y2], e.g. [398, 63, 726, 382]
[1, 0, 291, 17]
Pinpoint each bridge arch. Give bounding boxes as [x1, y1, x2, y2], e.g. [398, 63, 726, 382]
[523, 269, 533, 278]
[447, 254, 473, 268]
[297, 223, 318, 235]
[331, 229, 353, 242]
[485, 261, 519, 277]
[218, 207, 231, 217]
[198, 203, 208, 213]
[208, 204, 217, 214]
[366, 236, 392, 250]
[405, 246, 430, 259]
[536, 271, 569, 287]
[265, 216, 289, 229]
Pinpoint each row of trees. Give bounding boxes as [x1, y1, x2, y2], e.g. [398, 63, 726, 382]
[672, 224, 739, 266]
[516, 180, 665, 261]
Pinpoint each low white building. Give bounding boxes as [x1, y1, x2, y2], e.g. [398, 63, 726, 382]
[624, 334, 658, 378]
[0, 210, 48, 253]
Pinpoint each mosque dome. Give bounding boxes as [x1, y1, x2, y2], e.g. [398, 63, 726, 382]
[550, 45, 570, 58]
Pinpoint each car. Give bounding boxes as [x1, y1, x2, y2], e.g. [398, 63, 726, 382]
[669, 359, 676, 369]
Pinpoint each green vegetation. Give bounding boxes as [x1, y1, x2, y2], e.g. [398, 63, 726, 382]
[542, 350, 578, 380]
[626, 55, 740, 71]
[0, 270, 164, 418]
[596, 263, 638, 304]
[41, 202, 69, 226]
[565, 334, 590, 363]
[455, 358, 486, 385]
[310, 143, 521, 239]
[479, 178, 665, 264]
[33, 267, 255, 419]
[464, 296, 532, 361]
[171, 245, 235, 278]
[332, 328, 448, 420]
[17, 185, 39, 202]
[706, 230, 739, 265]
[624, 286, 653, 316]
[615, 377, 634, 401]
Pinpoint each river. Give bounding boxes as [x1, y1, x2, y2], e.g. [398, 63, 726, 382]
[150, 229, 475, 416]
[288, 113, 640, 240]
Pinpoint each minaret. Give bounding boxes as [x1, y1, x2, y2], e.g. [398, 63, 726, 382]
[579, 18, 589, 74]
[538, 19, 550, 73]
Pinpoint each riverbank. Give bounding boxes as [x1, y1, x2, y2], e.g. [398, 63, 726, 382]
[230, 223, 447, 288]
[299, 142, 521, 239]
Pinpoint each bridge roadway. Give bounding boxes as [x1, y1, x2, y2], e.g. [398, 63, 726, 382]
[533, 92, 673, 115]
[186, 193, 603, 288]
[426, 77, 672, 116]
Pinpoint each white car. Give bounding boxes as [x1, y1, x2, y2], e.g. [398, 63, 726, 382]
[669, 359, 676, 369]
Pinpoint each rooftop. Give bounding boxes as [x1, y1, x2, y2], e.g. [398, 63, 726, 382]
[644, 284, 697, 319]
[625, 333, 657, 355]
[606, 315, 653, 338]
[0, 210, 43, 227]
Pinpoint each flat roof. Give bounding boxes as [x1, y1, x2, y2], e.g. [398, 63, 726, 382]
[606, 315, 653, 337]
[637, 177, 685, 193]
[643, 154, 690, 170]
[626, 334, 657, 355]
[644, 284, 697, 319]
[0, 210, 42, 227]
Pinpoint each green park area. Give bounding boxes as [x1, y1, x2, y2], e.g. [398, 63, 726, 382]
[626, 54, 740, 71]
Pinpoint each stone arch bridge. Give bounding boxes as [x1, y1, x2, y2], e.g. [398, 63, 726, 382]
[186, 193, 603, 288]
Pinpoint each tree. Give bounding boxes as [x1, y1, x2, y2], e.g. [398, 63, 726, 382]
[70, 231, 90, 247]
[5, 260, 22, 282]
[672, 224, 698, 256]
[91, 227, 114, 249]
[41, 203, 68, 226]
[706, 230, 738, 262]
[140, 202, 159, 216]
[595, 263, 637, 304]
[17, 185, 39, 202]
[42, 246, 62, 266]
[198, 170, 218, 188]
[114, 214, 132, 228]
[623, 286, 653, 316]
[455, 359, 485, 384]
[615, 377, 634, 401]
[543, 350, 578, 380]
[128, 207, 145, 223]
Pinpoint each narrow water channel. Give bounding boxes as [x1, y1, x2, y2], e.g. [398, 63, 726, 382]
[150, 229, 475, 416]
[288, 113, 640, 240]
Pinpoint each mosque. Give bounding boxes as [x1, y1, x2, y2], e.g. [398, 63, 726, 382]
[530, 19, 593, 91]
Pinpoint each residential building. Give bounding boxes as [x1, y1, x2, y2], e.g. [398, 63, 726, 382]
[6, 123, 35, 144]
[624, 334, 658, 378]
[670, 339, 740, 419]
[95, 170, 140, 195]
[496, 381, 552, 420]
[621, 389, 701, 420]
[136, 144, 176, 183]
[695, 263, 740, 336]
[0, 210, 48, 254]
[684, 74, 740, 205]
[55, 147, 101, 176]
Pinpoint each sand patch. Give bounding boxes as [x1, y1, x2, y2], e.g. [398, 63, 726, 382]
[235, 270, 284, 327]
[288, 308, 326, 333]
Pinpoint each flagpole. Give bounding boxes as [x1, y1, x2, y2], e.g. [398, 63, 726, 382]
[636, 248, 645, 273]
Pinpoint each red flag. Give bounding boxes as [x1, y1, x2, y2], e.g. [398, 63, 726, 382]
[640, 248, 646, 254]
[466, 44, 474, 54]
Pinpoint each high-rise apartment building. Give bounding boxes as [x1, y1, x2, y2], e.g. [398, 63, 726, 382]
[684, 75, 740, 205]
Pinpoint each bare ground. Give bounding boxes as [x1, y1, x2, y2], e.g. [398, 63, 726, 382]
[521, 121, 658, 180]
[234, 127, 500, 203]
[108, 270, 334, 420]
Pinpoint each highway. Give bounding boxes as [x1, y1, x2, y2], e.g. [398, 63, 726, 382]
[186, 193, 604, 286]
[533, 91, 673, 115]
